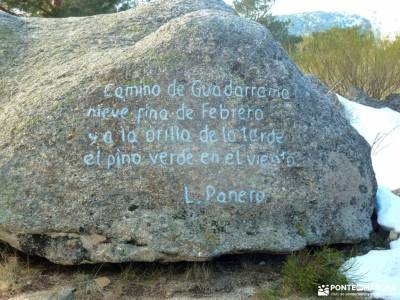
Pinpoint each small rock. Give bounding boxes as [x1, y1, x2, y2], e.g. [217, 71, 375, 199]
[0, 281, 11, 292]
[388, 231, 400, 241]
[8, 286, 76, 300]
[345, 87, 384, 109]
[95, 276, 111, 289]
[385, 93, 400, 112]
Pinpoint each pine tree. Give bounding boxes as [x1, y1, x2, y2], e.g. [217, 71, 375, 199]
[233, 0, 301, 49]
[1, 0, 131, 17]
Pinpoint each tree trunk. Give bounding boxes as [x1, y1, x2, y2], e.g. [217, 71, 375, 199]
[52, 0, 62, 8]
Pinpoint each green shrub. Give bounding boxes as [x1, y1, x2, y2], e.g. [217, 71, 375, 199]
[290, 27, 400, 99]
[260, 247, 356, 298]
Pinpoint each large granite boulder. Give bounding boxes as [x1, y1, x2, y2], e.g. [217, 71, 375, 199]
[0, 0, 376, 265]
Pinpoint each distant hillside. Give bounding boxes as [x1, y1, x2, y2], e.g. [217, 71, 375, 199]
[277, 11, 373, 36]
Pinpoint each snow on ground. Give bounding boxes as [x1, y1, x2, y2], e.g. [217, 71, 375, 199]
[377, 186, 400, 232]
[344, 246, 400, 299]
[337, 94, 400, 299]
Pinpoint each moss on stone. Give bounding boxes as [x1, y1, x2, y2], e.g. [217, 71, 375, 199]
[129, 24, 142, 33]
[204, 229, 218, 245]
[294, 223, 306, 237]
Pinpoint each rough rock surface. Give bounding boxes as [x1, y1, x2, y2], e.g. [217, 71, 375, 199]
[306, 75, 344, 113]
[0, 0, 376, 264]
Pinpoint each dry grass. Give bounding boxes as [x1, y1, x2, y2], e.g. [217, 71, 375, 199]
[69, 272, 103, 300]
[0, 252, 22, 293]
[0, 245, 42, 298]
[0, 242, 283, 299]
[183, 262, 213, 282]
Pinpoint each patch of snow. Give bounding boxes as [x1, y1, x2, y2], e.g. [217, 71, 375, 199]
[376, 187, 400, 233]
[337, 94, 400, 190]
[344, 248, 400, 300]
[391, 239, 400, 250]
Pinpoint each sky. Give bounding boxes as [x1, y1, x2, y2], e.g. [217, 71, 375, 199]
[224, 0, 400, 37]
